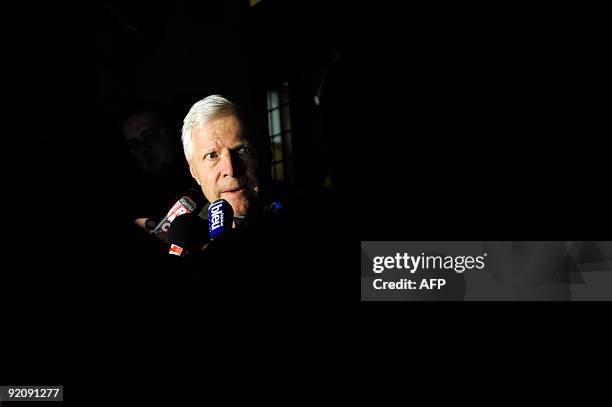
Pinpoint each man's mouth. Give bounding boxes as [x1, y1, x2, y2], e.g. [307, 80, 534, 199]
[221, 186, 246, 198]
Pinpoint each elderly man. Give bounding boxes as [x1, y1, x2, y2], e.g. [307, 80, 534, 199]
[137, 95, 338, 301]
[133, 96, 295, 243]
[177, 94, 316, 278]
[181, 95, 275, 225]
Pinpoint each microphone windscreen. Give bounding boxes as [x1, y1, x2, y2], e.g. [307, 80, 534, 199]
[168, 213, 209, 256]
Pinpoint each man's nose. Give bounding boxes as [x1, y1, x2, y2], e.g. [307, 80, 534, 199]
[220, 150, 244, 178]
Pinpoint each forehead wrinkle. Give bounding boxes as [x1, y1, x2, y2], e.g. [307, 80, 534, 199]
[204, 115, 241, 135]
[197, 127, 245, 148]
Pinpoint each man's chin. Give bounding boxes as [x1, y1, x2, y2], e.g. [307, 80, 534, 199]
[219, 188, 259, 217]
[223, 197, 250, 217]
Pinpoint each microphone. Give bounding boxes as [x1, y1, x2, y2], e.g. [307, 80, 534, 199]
[153, 195, 199, 236]
[168, 213, 209, 257]
[208, 199, 233, 240]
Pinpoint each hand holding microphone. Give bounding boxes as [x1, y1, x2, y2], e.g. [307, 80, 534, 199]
[134, 191, 204, 244]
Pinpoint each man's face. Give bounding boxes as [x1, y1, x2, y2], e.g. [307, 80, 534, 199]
[123, 112, 176, 175]
[188, 114, 261, 217]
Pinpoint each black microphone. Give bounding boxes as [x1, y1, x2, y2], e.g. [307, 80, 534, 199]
[168, 213, 209, 257]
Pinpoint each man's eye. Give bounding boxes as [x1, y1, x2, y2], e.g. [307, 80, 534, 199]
[204, 152, 218, 160]
[237, 146, 252, 155]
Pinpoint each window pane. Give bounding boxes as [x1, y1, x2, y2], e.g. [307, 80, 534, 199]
[272, 136, 283, 161]
[267, 89, 279, 109]
[281, 105, 291, 131]
[267, 111, 271, 136]
[268, 109, 281, 136]
[271, 134, 282, 146]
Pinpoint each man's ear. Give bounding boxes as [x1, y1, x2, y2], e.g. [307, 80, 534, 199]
[188, 162, 201, 185]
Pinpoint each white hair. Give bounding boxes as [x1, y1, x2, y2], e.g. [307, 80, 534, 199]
[181, 95, 240, 162]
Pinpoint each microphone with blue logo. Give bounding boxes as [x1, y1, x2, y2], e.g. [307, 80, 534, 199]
[208, 199, 234, 240]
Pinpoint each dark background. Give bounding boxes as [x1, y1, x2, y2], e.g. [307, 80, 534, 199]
[2, 0, 610, 389]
